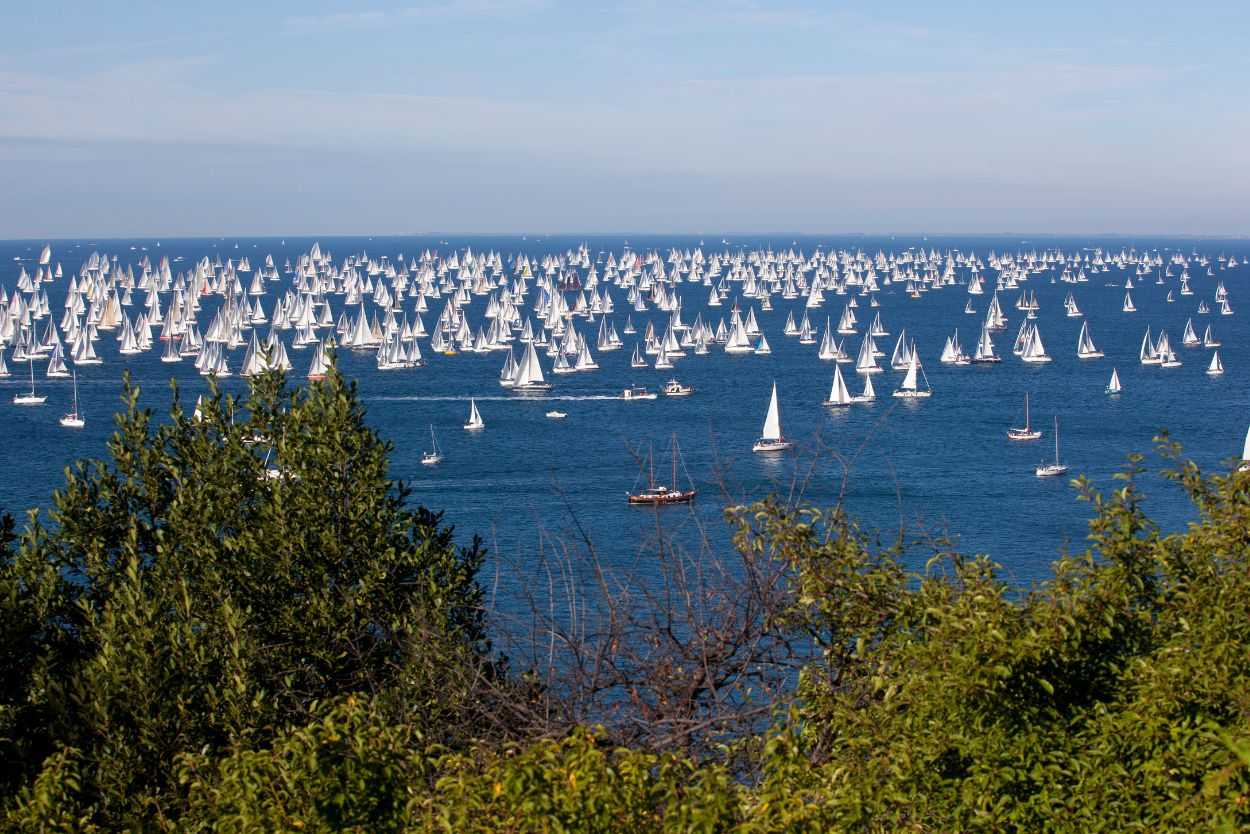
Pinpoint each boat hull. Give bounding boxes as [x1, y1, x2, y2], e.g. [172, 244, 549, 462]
[627, 489, 696, 505]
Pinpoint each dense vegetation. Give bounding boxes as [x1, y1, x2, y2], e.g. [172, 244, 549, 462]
[2, 368, 1248, 831]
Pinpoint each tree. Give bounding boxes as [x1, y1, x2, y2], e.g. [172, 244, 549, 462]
[0, 365, 494, 827]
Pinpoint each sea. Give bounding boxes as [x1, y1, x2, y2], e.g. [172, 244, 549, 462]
[1, 234, 1247, 606]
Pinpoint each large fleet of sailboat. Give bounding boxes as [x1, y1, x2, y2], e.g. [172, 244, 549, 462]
[1, 239, 1246, 494]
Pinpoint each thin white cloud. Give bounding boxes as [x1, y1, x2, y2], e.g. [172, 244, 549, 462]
[284, 0, 550, 31]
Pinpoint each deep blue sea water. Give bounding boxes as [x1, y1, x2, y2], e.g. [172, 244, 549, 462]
[2, 234, 1247, 606]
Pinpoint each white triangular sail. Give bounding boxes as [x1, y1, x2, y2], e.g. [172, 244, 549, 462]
[761, 382, 783, 441]
[825, 364, 853, 406]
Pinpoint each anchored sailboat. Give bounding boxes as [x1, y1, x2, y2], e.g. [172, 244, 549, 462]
[1035, 418, 1069, 478]
[13, 360, 45, 405]
[754, 382, 796, 451]
[1008, 392, 1041, 441]
[628, 433, 696, 503]
[59, 370, 84, 428]
[421, 425, 443, 465]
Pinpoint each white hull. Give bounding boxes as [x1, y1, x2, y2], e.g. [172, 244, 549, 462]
[892, 390, 932, 398]
[60, 414, 85, 428]
[752, 439, 795, 452]
[1036, 464, 1069, 478]
[14, 394, 46, 405]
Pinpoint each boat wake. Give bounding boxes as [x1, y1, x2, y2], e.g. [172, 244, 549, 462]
[371, 395, 623, 402]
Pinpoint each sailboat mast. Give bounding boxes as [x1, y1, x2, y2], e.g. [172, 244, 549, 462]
[671, 432, 677, 490]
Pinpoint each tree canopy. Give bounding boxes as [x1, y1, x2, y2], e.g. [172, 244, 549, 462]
[2, 368, 1248, 831]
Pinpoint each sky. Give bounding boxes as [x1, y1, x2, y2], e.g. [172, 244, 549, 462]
[0, 0, 1247, 237]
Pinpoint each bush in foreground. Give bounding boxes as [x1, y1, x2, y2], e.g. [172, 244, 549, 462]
[2, 367, 1248, 831]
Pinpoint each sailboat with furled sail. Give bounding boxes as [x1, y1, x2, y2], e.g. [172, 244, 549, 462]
[754, 382, 796, 451]
[59, 371, 84, 428]
[628, 433, 696, 503]
[13, 360, 45, 405]
[1035, 418, 1069, 478]
[1008, 392, 1041, 441]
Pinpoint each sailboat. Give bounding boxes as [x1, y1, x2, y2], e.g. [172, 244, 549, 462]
[13, 360, 46, 405]
[892, 354, 932, 399]
[511, 340, 553, 393]
[628, 433, 696, 504]
[1206, 351, 1224, 376]
[1035, 418, 1069, 478]
[753, 382, 796, 451]
[1106, 368, 1121, 396]
[1008, 392, 1041, 441]
[853, 371, 876, 403]
[464, 398, 484, 430]
[1122, 291, 1136, 313]
[421, 425, 443, 465]
[1240, 425, 1250, 472]
[59, 370, 85, 428]
[822, 364, 854, 408]
[1075, 321, 1104, 359]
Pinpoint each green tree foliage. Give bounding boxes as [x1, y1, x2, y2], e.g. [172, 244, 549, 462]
[0, 366, 492, 828]
[4, 365, 1250, 833]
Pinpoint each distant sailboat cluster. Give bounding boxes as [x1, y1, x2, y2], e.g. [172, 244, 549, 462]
[2, 238, 1245, 484]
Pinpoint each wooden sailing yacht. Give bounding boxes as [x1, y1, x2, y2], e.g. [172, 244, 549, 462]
[1008, 392, 1041, 441]
[628, 433, 696, 504]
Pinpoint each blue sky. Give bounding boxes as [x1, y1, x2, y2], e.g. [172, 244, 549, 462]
[1, 0, 1246, 236]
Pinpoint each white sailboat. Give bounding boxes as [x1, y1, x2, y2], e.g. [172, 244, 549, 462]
[1122, 291, 1136, 313]
[1020, 324, 1052, 364]
[1075, 321, 1104, 359]
[511, 340, 553, 393]
[753, 382, 795, 452]
[421, 425, 443, 465]
[464, 398, 484, 430]
[1106, 368, 1121, 396]
[1241, 425, 1250, 472]
[972, 324, 1001, 363]
[1008, 392, 1041, 441]
[823, 364, 854, 408]
[892, 354, 932, 399]
[13, 360, 46, 405]
[1206, 351, 1224, 376]
[631, 343, 647, 368]
[1036, 418, 1069, 478]
[853, 371, 876, 403]
[59, 371, 84, 428]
